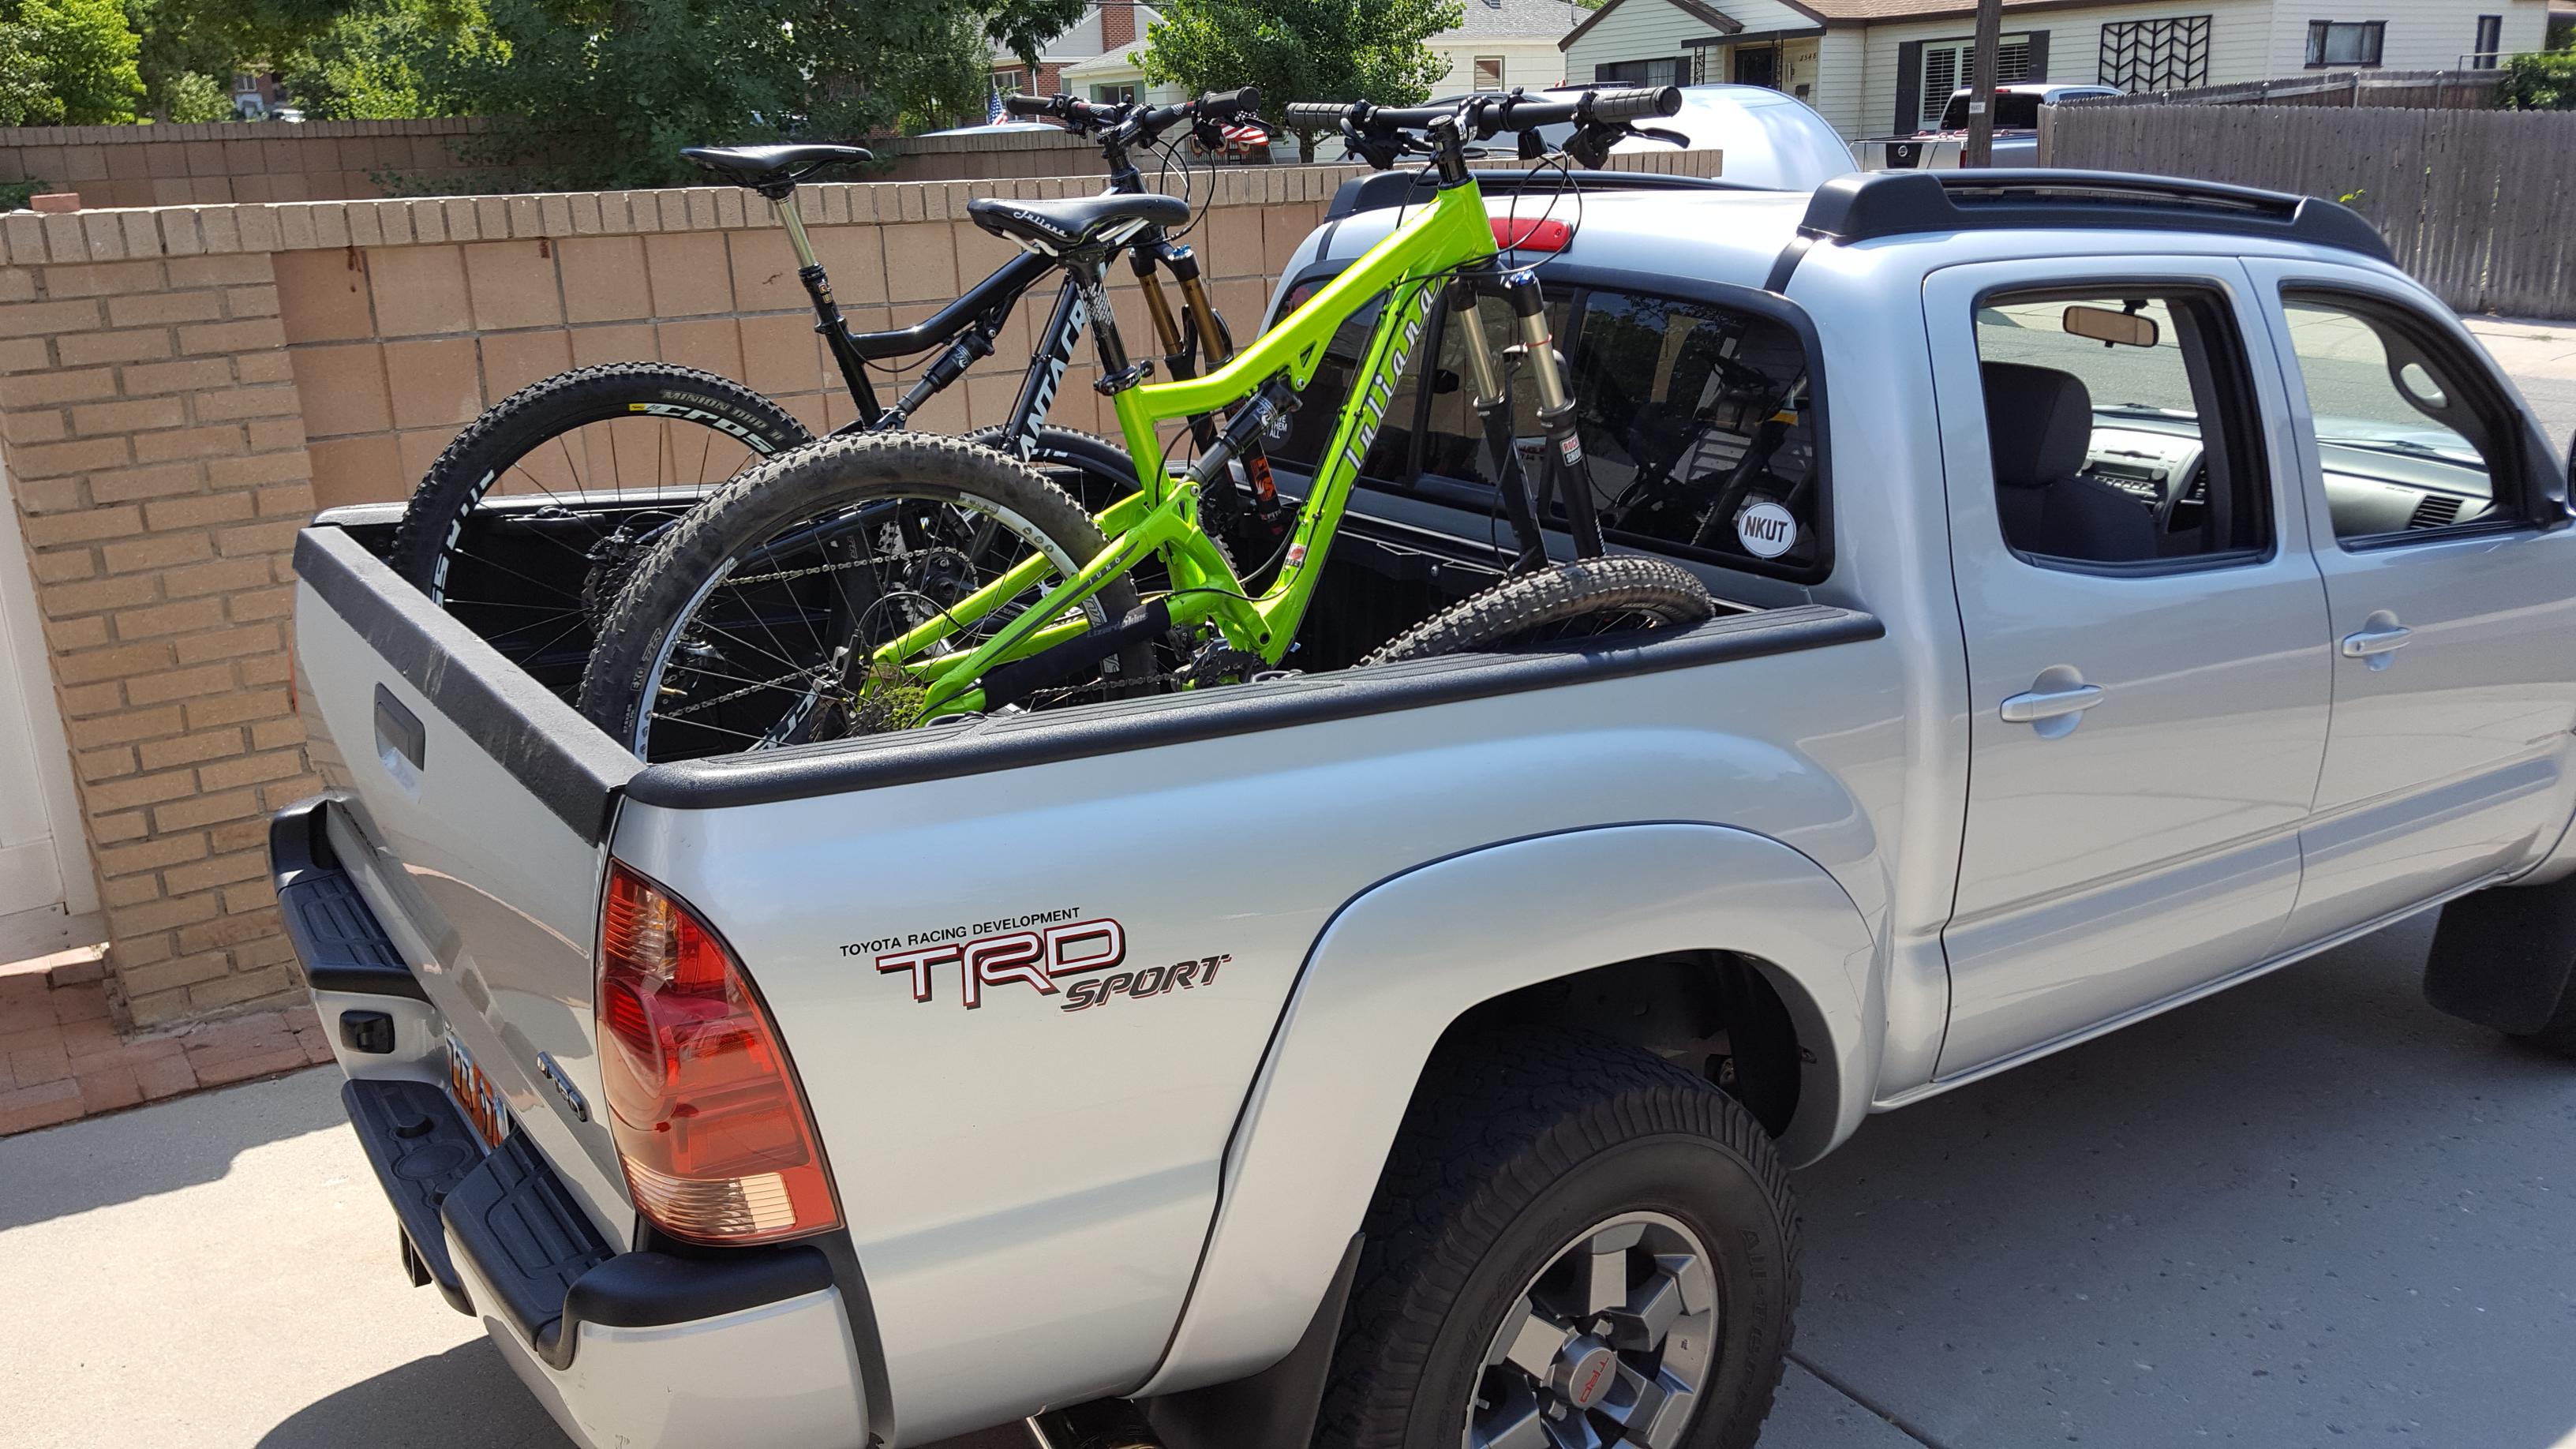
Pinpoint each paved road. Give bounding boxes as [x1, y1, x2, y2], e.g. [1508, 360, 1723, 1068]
[2469, 314, 2576, 457]
[3, 912, 2571, 1448]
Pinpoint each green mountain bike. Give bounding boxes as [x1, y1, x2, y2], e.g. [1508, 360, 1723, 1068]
[578, 87, 1713, 762]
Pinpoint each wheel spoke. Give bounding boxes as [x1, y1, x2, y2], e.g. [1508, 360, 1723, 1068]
[1496, 1301, 1575, 1378]
[1473, 1400, 1552, 1449]
[1606, 1365, 1694, 1449]
[1601, 1271, 1681, 1352]
[1541, 1410, 1603, 1449]
[1582, 1222, 1643, 1316]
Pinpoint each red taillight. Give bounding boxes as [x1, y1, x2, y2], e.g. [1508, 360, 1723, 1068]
[595, 860, 840, 1245]
[1491, 216, 1572, 253]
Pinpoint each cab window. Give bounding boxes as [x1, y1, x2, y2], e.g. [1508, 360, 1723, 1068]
[1973, 287, 2270, 567]
[2277, 293, 2523, 542]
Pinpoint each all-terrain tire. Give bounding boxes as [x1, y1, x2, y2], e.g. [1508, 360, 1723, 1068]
[963, 423, 1139, 515]
[388, 363, 812, 601]
[1361, 556, 1717, 666]
[1315, 1028, 1800, 1449]
[576, 431, 1151, 755]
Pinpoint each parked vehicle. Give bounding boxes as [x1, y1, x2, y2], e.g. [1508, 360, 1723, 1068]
[390, 89, 1265, 700]
[1537, 81, 1858, 190]
[1858, 80, 2121, 169]
[278, 166, 2576, 1449]
[571, 90, 1707, 762]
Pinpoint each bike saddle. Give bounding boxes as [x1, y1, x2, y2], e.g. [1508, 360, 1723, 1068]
[679, 144, 874, 197]
[967, 193, 1190, 254]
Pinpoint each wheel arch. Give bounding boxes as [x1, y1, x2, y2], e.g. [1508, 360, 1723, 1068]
[1134, 821, 1878, 1399]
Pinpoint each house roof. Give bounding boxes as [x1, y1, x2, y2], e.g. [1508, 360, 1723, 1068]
[1447, 0, 1597, 40]
[1559, 0, 2137, 45]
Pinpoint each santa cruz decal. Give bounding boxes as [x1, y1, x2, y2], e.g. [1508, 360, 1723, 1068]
[851, 911, 1229, 1012]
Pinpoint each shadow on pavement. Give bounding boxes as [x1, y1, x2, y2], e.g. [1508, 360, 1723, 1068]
[257, 1340, 570, 1448]
[0, 1065, 346, 1232]
[1792, 915, 2576, 1448]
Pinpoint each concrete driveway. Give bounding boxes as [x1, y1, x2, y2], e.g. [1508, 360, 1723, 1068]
[2, 914, 2571, 1449]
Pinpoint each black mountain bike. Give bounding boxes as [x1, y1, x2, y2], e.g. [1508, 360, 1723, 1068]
[388, 88, 1270, 695]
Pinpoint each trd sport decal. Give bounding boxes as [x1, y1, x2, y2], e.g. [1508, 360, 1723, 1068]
[857, 913, 1230, 1012]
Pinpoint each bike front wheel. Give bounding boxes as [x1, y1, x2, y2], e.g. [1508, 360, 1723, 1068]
[578, 432, 1153, 762]
[1361, 556, 1718, 666]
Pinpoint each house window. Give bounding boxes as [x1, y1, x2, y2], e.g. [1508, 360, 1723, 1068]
[993, 66, 1029, 95]
[2305, 20, 2385, 66]
[1474, 55, 1506, 88]
[2099, 16, 2212, 91]
[1920, 34, 2035, 129]
[1593, 58, 1687, 85]
[1090, 83, 1139, 105]
[2472, 13, 2503, 66]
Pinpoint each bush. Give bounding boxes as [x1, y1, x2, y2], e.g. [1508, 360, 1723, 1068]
[163, 67, 229, 120]
[2499, 49, 2576, 110]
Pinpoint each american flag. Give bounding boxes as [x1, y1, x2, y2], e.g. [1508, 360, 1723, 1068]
[986, 86, 1006, 125]
[1220, 121, 1268, 147]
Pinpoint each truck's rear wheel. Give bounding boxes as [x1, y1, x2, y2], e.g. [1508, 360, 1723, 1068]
[1361, 557, 1717, 666]
[1316, 1030, 1798, 1449]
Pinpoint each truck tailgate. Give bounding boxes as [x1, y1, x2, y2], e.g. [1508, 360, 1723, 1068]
[292, 522, 643, 1243]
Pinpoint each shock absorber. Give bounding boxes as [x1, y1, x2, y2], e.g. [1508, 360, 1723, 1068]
[1497, 266, 1604, 558]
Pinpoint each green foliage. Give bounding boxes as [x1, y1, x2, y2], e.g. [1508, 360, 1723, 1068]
[1137, 0, 1464, 155]
[282, 0, 477, 119]
[7, 0, 147, 122]
[0, 174, 45, 206]
[430, 0, 1085, 190]
[0, 20, 58, 123]
[2498, 48, 2576, 109]
[162, 65, 228, 117]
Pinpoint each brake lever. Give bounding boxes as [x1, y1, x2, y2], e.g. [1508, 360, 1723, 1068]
[1632, 124, 1687, 148]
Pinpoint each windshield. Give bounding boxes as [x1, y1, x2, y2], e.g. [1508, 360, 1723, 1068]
[1934, 92, 2042, 130]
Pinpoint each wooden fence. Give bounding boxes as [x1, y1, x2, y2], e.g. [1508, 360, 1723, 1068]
[2041, 104, 2576, 317]
[2062, 69, 2503, 110]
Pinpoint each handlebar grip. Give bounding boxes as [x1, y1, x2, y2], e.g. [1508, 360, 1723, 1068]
[1198, 85, 1261, 120]
[1583, 85, 1683, 122]
[1283, 101, 1357, 127]
[1002, 92, 1054, 118]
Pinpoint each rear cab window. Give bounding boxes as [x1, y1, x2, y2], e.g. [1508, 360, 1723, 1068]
[1269, 270, 1830, 583]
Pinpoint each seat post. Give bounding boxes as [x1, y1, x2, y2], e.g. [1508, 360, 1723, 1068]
[771, 192, 822, 271]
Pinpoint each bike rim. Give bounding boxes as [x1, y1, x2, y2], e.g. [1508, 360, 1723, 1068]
[630, 488, 1099, 761]
[1463, 1210, 1718, 1449]
[428, 408, 783, 695]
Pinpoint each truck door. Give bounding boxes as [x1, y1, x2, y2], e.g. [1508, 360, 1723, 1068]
[2240, 260, 2576, 942]
[1923, 258, 2333, 1075]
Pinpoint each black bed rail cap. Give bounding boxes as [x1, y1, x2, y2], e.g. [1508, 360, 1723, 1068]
[1794, 168, 2391, 263]
[1327, 168, 1762, 221]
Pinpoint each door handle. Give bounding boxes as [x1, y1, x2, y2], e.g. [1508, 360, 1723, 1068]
[2000, 683, 2106, 724]
[2340, 625, 2412, 660]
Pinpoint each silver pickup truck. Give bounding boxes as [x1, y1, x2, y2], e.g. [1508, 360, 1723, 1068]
[275, 169, 2576, 1449]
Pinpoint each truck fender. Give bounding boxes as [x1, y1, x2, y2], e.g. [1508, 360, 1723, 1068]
[1134, 822, 1878, 1397]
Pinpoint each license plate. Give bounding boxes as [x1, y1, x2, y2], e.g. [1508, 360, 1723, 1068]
[446, 1035, 511, 1151]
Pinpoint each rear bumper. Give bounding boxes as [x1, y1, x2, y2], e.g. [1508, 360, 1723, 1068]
[274, 797, 873, 1449]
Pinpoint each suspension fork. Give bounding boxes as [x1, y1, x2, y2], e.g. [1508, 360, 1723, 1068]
[1449, 268, 1550, 571]
[1495, 265, 1605, 559]
[773, 192, 886, 427]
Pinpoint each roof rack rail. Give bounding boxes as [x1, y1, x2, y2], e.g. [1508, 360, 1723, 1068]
[1792, 168, 2391, 262]
[1327, 169, 1759, 222]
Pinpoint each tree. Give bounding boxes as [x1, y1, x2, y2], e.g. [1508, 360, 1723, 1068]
[2498, 50, 2576, 110]
[283, 0, 477, 119]
[0, 19, 56, 122]
[1137, 0, 1463, 157]
[163, 66, 228, 116]
[13, 0, 146, 122]
[430, 0, 1087, 191]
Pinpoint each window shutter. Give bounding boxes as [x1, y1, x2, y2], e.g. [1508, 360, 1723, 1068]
[2025, 32, 2051, 81]
[1896, 39, 1924, 131]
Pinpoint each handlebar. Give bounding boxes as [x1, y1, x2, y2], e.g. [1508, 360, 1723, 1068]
[999, 86, 1263, 145]
[1286, 85, 1680, 137]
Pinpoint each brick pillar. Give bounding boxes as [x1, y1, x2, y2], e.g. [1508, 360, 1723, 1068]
[0, 249, 319, 1028]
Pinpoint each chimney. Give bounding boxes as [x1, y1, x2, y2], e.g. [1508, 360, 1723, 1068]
[1100, 0, 1136, 49]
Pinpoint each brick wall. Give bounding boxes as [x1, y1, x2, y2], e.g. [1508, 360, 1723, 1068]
[0, 148, 1723, 1029]
[0, 119, 489, 208]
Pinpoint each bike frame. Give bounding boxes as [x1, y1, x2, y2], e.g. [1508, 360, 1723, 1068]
[876, 174, 1504, 719]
